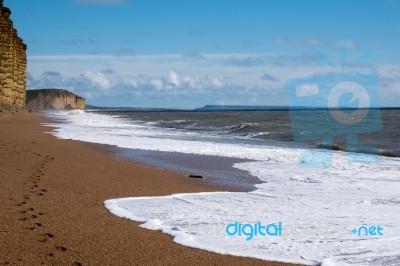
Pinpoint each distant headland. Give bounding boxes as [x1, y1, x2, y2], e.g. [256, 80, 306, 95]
[26, 89, 85, 110]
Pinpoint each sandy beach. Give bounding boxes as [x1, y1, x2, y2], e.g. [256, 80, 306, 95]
[0, 112, 300, 265]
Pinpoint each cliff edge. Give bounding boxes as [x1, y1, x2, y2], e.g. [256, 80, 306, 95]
[26, 89, 85, 110]
[0, 0, 27, 110]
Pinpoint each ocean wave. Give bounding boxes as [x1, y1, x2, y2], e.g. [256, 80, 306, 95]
[147, 119, 199, 129]
[316, 143, 400, 158]
[245, 131, 270, 138]
[370, 198, 400, 205]
[223, 122, 262, 132]
[67, 109, 85, 115]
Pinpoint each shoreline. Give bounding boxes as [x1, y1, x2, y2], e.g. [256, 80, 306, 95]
[105, 146, 261, 192]
[45, 110, 261, 192]
[0, 112, 301, 265]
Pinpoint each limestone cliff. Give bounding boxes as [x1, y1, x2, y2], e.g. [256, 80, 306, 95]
[26, 89, 85, 110]
[0, 0, 27, 110]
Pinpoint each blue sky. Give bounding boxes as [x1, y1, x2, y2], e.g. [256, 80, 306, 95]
[5, 0, 400, 108]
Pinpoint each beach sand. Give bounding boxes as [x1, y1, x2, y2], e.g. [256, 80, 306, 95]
[0, 112, 301, 265]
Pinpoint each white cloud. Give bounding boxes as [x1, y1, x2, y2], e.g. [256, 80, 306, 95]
[295, 84, 319, 97]
[164, 71, 180, 87]
[211, 77, 223, 88]
[150, 79, 163, 90]
[83, 71, 111, 90]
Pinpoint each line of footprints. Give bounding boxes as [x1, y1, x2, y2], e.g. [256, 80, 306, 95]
[16, 153, 83, 266]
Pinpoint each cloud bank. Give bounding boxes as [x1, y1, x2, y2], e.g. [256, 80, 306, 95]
[27, 53, 400, 108]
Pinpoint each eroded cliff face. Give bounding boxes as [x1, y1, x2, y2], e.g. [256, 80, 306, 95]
[26, 89, 85, 110]
[0, 0, 27, 110]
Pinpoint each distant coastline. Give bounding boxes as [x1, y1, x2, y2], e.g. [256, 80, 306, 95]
[86, 104, 400, 112]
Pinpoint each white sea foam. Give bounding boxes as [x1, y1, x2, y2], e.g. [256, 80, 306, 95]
[46, 110, 400, 265]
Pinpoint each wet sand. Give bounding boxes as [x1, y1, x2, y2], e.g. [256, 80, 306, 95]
[110, 147, 262, 191]
[0, 111, 301, 266]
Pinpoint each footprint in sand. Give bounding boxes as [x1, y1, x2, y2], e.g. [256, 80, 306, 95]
[56, 246, 67, 252]
[17, 201, 27, 206]
[39, 234, 52, 243]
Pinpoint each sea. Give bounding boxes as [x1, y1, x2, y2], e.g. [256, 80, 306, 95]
[44, 108, 400, 266]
